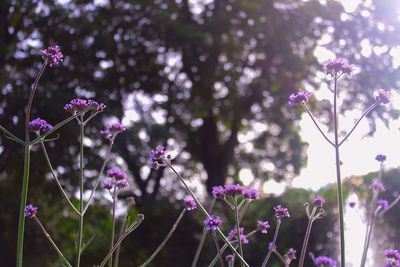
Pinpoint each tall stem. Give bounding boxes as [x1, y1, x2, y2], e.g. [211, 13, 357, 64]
[360, 209, 378, 267]
[212, 231, 226, 267]
[234, 197, 244, 267]
[108, 186, 118, 267]
[16, 61, 48, 267]
[75, 120, 85, 267]
[299, 207, 317, 267]
[261, 220, 281, 267]
[333, 75, 346, 266]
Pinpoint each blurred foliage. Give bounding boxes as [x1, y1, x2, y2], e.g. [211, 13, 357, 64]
[1, 0, 400, 266]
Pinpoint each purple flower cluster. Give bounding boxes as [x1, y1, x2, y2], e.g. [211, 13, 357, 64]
[203, 215, 222, 231]
[228, 227, 249, 244]
[374, 89, 391, 105]
[378, 199, 389, 210]
[274, 205, 290, 219]
[370, 180, 386, 192]
[324, 58, 352, 76]
[64, 99, 106, 115]
[41, 45, 63, 67]
[101, 123, 126, 140]
[288, 89, 312, 106]
[184, 197, 197, 211]
[312, 195, 325, 207]
[313, 256, 337, 267]
[211, 184, 260, 200]
[285, 248, 297, 261]
[25, 204, 38, 218]
[29, 118, 53, 134]
[102, 167, 129, 190]
[384, 249, 400, 267]
[257, 220, 270, 234]
[226, 254, 235, 263]
[107, 167, 128, 180]
[375, 154, 387, 163]
[149, 145, 166, 163]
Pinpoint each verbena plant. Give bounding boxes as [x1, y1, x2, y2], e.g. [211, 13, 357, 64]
[0, 45, 398, 267]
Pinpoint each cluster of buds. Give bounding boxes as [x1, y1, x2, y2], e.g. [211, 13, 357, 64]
[64, 98, 106, 115]
[211, 184, 260, 200]
[383, 249, 400, 267]
[101, 122, 126, 140]
[101, 167, 129, 191]
[149, 145, 171, 170]
[29, 118, 53, 134]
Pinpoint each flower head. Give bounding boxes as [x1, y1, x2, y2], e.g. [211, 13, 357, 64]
[288, 89, 312, 106]
[378, 199, 389, 210]
[384, 249, 400, 267]
[25, 204, 38, 218]
[149, 145, 166, 165]
[243, 188, 260, 200]
[226, 255, 235, 263]
[116, 179, 129, 188]
[312, 195, 325, 207]
[285, 248, 297, 261]
[41, 45, 63, 66]
[369, 180, 386, 192]
[102, 178, 115, 190]
[224, 184, 245, 196]
[349, 201, 356, 208]
[374, 89, 391, 105]
[313, 256, 337, 267]
[324, 58, 352, 76]
[101, 123, 126, 140]
[274, 205, 290, 219]
[375, 154, 387, 163]
[64, 99, 105, 115]
[29, 118, 53, 134]
[203, 215, 222, 231]
[107, 167, 128, 181]
[184, 197, 197, 211]
[228, 227, 249, 244]
[257, 220, 270, 234]
[212, 186, 226, 198]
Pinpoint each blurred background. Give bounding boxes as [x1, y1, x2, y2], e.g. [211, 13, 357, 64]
[1, 0, 400, 266]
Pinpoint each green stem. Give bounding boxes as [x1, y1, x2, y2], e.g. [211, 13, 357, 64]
[261, 219, 281, 267]
[333, 74, 346, 267]
[33, 216, 72, 267]
[75, 120, 85, 267]
[212, 231, 226, 267]
[16, 61, 48, 267]
[299, 207, 317, 267]
[139, 209, 186, 267]
[234, 197, 244, 267]
[163, 159, 249, 267]
[0, 125, 25, 145]
[108, 186, 118, 267]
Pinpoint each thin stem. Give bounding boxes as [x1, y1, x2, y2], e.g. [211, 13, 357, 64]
[163, 159, 249, 267]
[17, 61, 48, 267]
[333, 74, 346, 266]
[302, 104, 335, 147]
[191, 198, 216, 267]
[139, 209, 187, 267]
[0, 125, 25, 145]
[108, 186, 118, 267]
[83, 140, 114, 214]
[99, 216, 144, 267]
[379, 195, 400, 216]
[212, 231, 226, 267]
[114, 216, 127, 267]
[273, 250, 287, 267]
[360, 208, 379, 267]
[338, 103, 378, 147]
[261, 220, 281, 267]
[75, 120, 85, 267]
[234, 197, 244, 267]
[38, 140, 80, 215]
[33, 216, 72, 267]
[299, 207, 317, 267]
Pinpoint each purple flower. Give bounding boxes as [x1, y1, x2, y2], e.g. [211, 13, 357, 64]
[64, 99, 105, 114]
[224, 184, 245, 196]
[228, 227, 249, 244]
[378, 199, 389, 210]
[312, 195, 325, 207]
[203, 215, 222, 231]
[29, 118, 53, 134]
[184, 197, 197, 211]
[375, 154, 387, 163]
[324, 58, 352, 76]
[374, 89, 391, 105]
[257, 220, 270, 234]
[285, 248, 297, 260]
[288, 89, 312, 106]
[349, 201, 356, 208]
[243, 188, 260, 200]
[41, 45, 63, 67]
[225, 255, 235, 263]
[25, 204, 38, 218]
[101, 123, 126, 140]
[369, 180, 386, 192]
[212, 186, 226, 198]
[107, 167, 128, 181]
[102, 178, 114, 190]
[274, 205, 290, 219]
[384, 249, 400, 267]
[149, 145, 166, 163]
[313, 256, 337, 267]
[116, 179, 129, 188]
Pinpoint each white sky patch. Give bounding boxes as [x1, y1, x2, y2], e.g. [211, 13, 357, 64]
[263, 180, 286, 196]
[239, 168, 255, 186]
